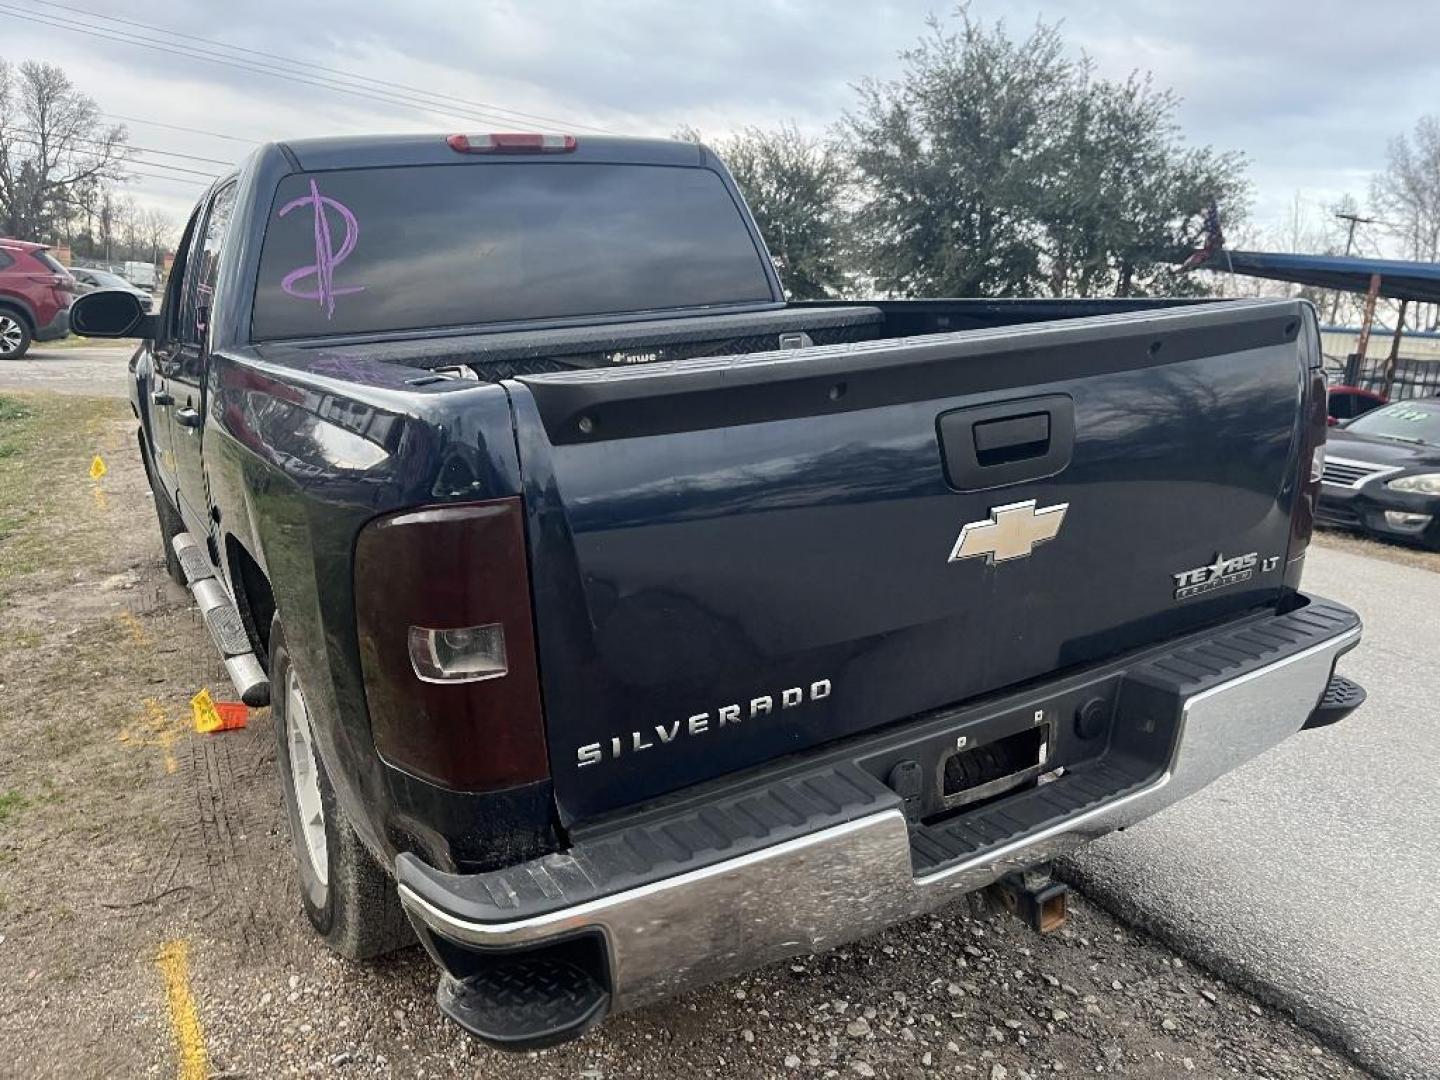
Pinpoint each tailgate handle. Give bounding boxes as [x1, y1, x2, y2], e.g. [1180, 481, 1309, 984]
[938, 395, 1075, 492]
[973, 412, 1050, 465]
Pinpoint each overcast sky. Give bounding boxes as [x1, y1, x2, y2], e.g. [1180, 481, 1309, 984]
[6, 0, 1437, 247]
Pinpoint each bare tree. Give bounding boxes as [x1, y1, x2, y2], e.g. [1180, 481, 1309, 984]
[1371, 115, 1440, 263]
[141, 207, 175, 265]
[1372, 118, 1440, 328]
[97, 187, 117, 261]
[1265, 192, 1334, 311]
[1321, 194, 1379, 326]
[116, 194, 143, 257]
[0, 58, 129, 240]
[70, 174, 101, 248]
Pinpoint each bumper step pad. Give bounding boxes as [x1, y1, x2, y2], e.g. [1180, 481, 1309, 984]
[436, 956, 608, 1049]
[1304, 674, 1367, 729]
[910, 757, 1155, 875]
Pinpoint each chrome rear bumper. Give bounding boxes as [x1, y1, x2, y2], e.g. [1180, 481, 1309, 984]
[399, 610, 1360, 1012]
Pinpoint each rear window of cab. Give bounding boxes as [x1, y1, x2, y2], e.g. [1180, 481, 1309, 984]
[252, 162, 774, 340]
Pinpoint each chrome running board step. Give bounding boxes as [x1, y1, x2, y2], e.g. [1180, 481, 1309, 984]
[172, 532, 270, 707]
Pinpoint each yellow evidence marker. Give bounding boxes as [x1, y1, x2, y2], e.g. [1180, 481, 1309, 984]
[191, 688, 248, 733]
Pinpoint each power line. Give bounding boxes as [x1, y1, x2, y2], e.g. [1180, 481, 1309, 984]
[8, 135, 221, 177]
[14, 129, 234, 167]
[4, 2, 618, 138]
[122, 158, 220, 179]
[123, 168, 209, 188]
[104, 113, 261, 146]
[33, 0, 620, 136]
[126, 144, 235, 168]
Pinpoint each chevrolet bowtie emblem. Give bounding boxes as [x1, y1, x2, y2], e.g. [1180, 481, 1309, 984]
[948, 499, 1069, 565]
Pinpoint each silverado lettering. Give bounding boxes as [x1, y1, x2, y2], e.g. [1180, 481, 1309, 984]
[575, 679, 833, 768]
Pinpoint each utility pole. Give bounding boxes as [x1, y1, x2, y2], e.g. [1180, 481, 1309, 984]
[1329, 211, 1377, 324]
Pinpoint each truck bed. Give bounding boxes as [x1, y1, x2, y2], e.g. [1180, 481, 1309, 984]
[254, 305, 886, 381]
[248, 297, 1207, 382]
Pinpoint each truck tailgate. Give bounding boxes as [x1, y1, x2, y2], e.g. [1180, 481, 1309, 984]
[507, 301, 1310, 823]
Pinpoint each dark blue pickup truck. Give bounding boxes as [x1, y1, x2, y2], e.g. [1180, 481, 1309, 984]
[72, 131, 1364, 1049]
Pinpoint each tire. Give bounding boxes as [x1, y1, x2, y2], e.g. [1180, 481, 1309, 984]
[270, 615, 414, 960]
[146, 457, 188, 587]
[0, 309, 32, 360]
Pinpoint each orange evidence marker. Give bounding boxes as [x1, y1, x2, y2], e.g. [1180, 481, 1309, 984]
[190, 688, 248, 733]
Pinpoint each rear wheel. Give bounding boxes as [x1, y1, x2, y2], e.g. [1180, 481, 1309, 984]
[270, 615, 413, 960]
[0, 310, 31, 360]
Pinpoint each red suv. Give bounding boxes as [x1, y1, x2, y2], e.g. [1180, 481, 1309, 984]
[0, 239, 75, 359]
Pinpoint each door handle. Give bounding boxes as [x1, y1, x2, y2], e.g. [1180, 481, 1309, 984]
[174, 407, 202, 429]
[151, 390, 173, 406]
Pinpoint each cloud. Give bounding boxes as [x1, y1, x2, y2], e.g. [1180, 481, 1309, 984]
[5, 0, 1436, 239]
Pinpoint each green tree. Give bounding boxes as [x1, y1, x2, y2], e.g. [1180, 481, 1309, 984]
[841, 9, 1248, 298]
[1038, 70, 1247, 297]
[679, 124, 851, 299]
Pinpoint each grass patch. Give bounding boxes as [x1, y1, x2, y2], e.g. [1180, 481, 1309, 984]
[0, 790, 28, 825]
[0, 391, 130, 582]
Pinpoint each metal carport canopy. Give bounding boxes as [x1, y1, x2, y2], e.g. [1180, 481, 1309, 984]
[1201, 250, 1440, 303]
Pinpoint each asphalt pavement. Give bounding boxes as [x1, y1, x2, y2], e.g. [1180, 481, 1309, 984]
[1067, 541, 1440, 1080]
[0, 341, 135, 396]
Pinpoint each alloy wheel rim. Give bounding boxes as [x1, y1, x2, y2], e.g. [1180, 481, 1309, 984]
[0, 316, 21, 353]
[286, 667, 329, 887]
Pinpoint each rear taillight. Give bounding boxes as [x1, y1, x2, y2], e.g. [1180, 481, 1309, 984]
[354, 498, 549, 792]
[1286, 363, 1328, 588]
[446, 132, 577, 154]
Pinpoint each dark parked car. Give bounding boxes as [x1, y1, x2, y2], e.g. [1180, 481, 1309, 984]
[0, 239, 75, 359]
[70, 131, 1364, 1049]
[69, 266, 155, 312]
[1318, 399, 1440, 549]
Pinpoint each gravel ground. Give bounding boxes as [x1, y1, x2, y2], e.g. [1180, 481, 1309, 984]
[0, 391, 1374, 1078]
[0, 340, 134, 396]
[188, 896, 1367, 1080]
[1311, 526, 1440, 574]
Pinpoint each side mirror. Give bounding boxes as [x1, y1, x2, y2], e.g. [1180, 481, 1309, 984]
[70, 289, 157, 340]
